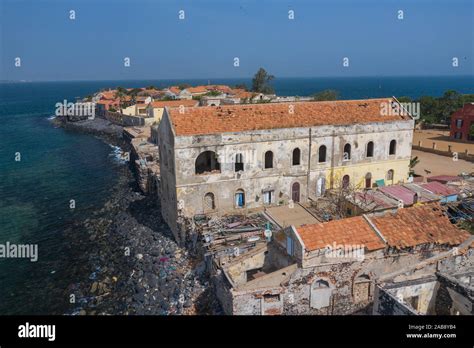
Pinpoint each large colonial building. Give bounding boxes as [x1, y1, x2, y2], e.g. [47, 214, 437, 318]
[158, 98, 414, 240]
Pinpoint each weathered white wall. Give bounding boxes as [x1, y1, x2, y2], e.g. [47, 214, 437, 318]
[158, 107, 414, 235]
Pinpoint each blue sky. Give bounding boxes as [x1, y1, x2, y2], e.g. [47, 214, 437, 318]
[1, 0, 473, 81]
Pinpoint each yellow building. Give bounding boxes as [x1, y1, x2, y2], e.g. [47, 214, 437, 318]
[147, 100, 199, 123]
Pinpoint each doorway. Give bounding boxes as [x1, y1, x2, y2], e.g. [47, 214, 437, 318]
[292, 182, 300, 202]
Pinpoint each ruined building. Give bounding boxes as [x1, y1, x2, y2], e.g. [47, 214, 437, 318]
[211, 203, 472, 315]
[157, 98, 414, 242]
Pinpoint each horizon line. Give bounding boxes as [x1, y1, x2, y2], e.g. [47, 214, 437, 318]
[1, 74, 473, 83]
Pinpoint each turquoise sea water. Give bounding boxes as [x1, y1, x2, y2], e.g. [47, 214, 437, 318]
[0, 76, 473, 314]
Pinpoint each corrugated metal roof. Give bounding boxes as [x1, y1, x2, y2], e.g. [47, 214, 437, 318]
[420, 181, 459, 197]
[379, 185, 418, 205]
[402, 183, 441, 202]
[352, 190, 399, 211]
[427, 175, 461, 183]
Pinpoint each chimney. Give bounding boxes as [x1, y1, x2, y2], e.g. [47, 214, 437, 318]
[413, 193, 419, 204]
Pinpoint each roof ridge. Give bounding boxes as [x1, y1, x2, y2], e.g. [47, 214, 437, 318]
[362, 214, 388, 245]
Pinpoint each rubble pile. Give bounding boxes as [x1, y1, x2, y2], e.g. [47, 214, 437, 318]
[63, 173, 216, 315]
[130, 137, 160, 194]
[193, 214, 275, 264]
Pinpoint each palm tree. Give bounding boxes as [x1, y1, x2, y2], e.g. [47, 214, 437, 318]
[409, 156, 420, 169]
[409, 156, 420, 177]
[114, 87, 127, 109]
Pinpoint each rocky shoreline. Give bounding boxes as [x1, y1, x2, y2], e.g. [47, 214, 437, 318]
[53, 117, 220, 315]
[52, 117, 125, 147]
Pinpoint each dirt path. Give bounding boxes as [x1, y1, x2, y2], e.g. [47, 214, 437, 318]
[411, 150, 473, 177]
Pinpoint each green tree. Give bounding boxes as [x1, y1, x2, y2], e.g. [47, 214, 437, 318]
[178, 83, 191, 90]
[397, 96, 412, 103]
[114, 87, 127, 109]
[419, 96, 439, 124]
[409, 156, 420, 170]
[460, 94, 474, 104]
[439, 90, 461, 124]
[127, 88, 142, 96]
[205, 90, 222, 97]
[251, 68, 275, 94]
[312, 89, 339, 101]
[115, 86, 127, 94]
[408, 156, 420, 177]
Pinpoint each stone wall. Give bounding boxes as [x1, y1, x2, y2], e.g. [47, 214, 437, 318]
[106, 111, 155, 127]
[373, 285, 416, 315]
[158, 114, 180, 240]
[219, 242, 458, 315]
[434, 272, 474, 315]
[163, 114, 413, 228]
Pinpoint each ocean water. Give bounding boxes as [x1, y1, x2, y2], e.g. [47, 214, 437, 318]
[0, 76, 473, 314]
[0, 82, 127, 314]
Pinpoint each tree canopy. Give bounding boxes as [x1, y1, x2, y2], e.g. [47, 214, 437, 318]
[312, 89, 339, 101]
[415, 91, 474, 124]
[251, 68, 275, 94]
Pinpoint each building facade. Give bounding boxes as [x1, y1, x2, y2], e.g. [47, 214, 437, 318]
[212, 204, 472, 315]
[158, 98, 415, 241]
[450, 103, 474, 142]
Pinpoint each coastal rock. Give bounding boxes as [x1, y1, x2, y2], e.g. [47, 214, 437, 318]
[62, 168, 218, 315]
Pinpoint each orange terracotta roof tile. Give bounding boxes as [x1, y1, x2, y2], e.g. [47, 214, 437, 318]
[296, 216, 386, 252]
[168, 98, 408, 136]
[229, 88, 254, 99]
[97, 99, 119, 105]
[151, 100, 198, 108]
[187, 86, 208, 94]
[370, 203, 470, 249]
[207, 85, 233, 93]
[168, 86, 181, 94]
[100, 91, 117, 99]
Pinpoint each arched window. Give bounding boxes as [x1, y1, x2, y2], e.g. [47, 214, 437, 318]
[387, 169, 394, 182]
[292, 148, 301, 166]
[204, 192, 215, 211]
[366, 141, 374, 158]
[314, 279, 330, 288]
[195, 151, 220, 174]
[343, 143, 351, 161]
[389, 139, 396, 155]
[365, 172, 372, 188]
[235, 189, 245, 208]
[318, 145, 327, 163]
[264, 151, 273, 169]
[310, 278, 333, 309]
[342, 175, 350, 189]
[353, 274, 371, 303]
[235, 153, 244, 172]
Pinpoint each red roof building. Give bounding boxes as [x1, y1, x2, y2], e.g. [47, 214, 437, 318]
[450, 103, 474, 142]
[168, 98, 409, 136]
